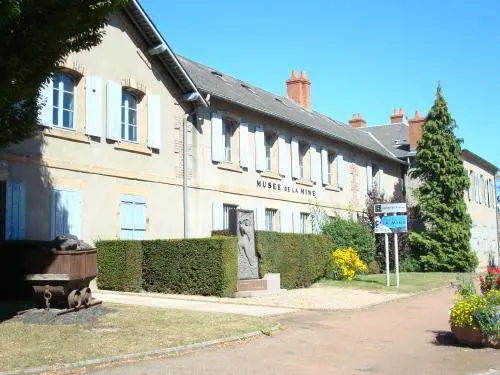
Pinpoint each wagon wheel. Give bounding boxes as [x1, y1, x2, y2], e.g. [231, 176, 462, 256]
[67, 289, 82, 309]
[80, 287, 92, 306]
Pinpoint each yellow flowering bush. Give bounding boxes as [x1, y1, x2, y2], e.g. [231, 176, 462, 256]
[329, 247, 368, 281]
[449, 294, 486, 328]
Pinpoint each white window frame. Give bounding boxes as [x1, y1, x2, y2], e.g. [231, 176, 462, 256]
[121, 90, 139, 143]
[223, 204, 237, 230]
[300, 212, 308, 233]
[223, 120, 233, 163]
[52, 73, 76, 130]
[265, 208, 276, 231]
[265, 133, 273, 172]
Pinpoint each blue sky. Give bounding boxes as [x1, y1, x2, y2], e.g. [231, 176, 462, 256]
[141, 0, 500, 167]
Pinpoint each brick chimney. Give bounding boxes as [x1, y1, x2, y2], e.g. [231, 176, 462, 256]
[390, 108, 407, 125]
[286, 69, 311, 110]
[408, 110, 426, 150]
[348, 113, 366, 128]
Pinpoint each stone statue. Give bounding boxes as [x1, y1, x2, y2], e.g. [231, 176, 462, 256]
[232, 209, 259, 280]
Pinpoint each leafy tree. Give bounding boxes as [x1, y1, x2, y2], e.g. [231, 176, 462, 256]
[0, 0, 127, 148]
[409, 84, 478, 271]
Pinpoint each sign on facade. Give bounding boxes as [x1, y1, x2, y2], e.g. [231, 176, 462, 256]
[374, 203, 407, 214]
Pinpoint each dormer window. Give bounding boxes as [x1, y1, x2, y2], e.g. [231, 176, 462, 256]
[121, 90, 138, 143]
[52, 73, 76, 129]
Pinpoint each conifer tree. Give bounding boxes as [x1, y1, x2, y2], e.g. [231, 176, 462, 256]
[409, 84, 478, 271]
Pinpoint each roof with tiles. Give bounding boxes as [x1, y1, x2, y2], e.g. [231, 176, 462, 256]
[177, 55, 405, 164]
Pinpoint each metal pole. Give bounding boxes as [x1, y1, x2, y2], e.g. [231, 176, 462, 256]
[394, 233, 399, 288]
[385, 233, 390, 287]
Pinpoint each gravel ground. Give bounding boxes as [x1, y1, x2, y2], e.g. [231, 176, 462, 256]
[11, 305, 117, 325]
[98, 286, 410, 310]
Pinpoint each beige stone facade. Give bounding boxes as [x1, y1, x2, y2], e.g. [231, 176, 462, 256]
[0, 6, 404, 243]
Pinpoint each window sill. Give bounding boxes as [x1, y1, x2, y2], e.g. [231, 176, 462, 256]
[260, 171, 282, 180]
[43, 127, 90, 144]
[218, 162, 243, 173]
[325, 184, 341, 192]
[114, 142, 152, 155]
[295, 178, 313, 187]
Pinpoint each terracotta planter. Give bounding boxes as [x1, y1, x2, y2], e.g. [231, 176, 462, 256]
[451, 326, 500, 349]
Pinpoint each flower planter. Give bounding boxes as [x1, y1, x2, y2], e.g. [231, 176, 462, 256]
[451, 326, 500, 349]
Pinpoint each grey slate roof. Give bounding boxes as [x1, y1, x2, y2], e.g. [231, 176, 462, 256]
[362, 124, 411, 158]
[123, 1, 207, 107]
[177, 56, 405, 164]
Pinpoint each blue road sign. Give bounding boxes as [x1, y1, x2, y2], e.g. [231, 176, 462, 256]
[381, 215, 407, 233]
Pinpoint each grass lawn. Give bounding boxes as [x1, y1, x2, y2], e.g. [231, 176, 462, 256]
[314, 272, 469, 293]
[0, 304, 276, 371]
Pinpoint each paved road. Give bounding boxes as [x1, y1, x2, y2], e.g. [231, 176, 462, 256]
[89, 288, 499, 375]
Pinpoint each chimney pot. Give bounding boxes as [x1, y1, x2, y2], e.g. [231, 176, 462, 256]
[286, 68, 311, 111]
[349, 113, 366, 128]
[409, 110, 426, 150]
[390, 107, 406, 125]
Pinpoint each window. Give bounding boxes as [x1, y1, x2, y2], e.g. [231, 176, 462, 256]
[52, 73, 75, 129]
[328, 152, 336, 186]
[121, 90, 138, 142]
[52, 188, 82, 239]
[223, 204, 237, 230]
[223, 120, 233, 162]
[265, 133, 273, 172]
[468, 170, 473, 201]
[1, 181, 26, 240]
[265, 208, 276, 231]
[298, 143, 307, 178]
[300, 213, 308, 233]
[120, 194, 146, 240]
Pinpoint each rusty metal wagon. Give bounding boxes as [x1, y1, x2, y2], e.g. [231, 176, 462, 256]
[23, 237, 98, 309]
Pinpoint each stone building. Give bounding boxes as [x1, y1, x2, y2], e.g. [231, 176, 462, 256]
[0, 0, 405, 242]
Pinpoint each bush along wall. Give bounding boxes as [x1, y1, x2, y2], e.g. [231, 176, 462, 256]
[96, 240, 143, 292]
[255, 231, 332, 289]
[141, 237, 238, 297]
[321, 217, 375, 264]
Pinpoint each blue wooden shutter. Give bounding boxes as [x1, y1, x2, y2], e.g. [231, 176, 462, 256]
[312, 213, 320, 234]
[366, 161, 373, 193]
[337, 154, 344, 189]
[292, 212, 300, 233]
[38, 78, 53, 127]
[212, 201, 223, 231]
[280, 208, 288, 232]
[133, 196, 146, 240]
[85, 76, 103, 137]
[278, 133, 287, 177]
[4, 181, 26, 240]
[211, 112, 223, 162]
[67, 191, 82, 239]
[321, 148, 328, 185]
[147, 94, 161, 149]
[291, 137, 300, 179]
[310, 144, 318, 183]
[106, 80, 121, 141]
[239, 122, 249, 168]
[379, 168, 385, 195]
[120, 194, 135, 240]
[255, 126, 265, 171]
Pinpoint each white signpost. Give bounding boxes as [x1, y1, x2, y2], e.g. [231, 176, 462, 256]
[373, 203, 407, 288]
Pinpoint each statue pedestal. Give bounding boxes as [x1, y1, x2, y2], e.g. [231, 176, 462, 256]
[236, 273, 285, 298]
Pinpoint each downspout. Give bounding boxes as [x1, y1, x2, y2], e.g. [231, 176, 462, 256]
[183, 109, 196, 239]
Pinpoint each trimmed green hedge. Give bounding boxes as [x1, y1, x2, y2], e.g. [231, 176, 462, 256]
[96, 240, 143, 292]
[142, 237, 237, 297]
[255, 232, 332, 289]
[96, 237, 238, 297]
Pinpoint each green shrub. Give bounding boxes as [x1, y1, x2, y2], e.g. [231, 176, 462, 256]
[255, 232, 331, 289]
[367, 260, 381, 274]
[142, 237, 237, 297]
[321, 217, 375, 264]
[399, 256, 421, 272]
[96, 240, 143, 292]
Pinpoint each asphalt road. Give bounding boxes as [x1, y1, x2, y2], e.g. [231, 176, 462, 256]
[89, 288, 499, 375]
